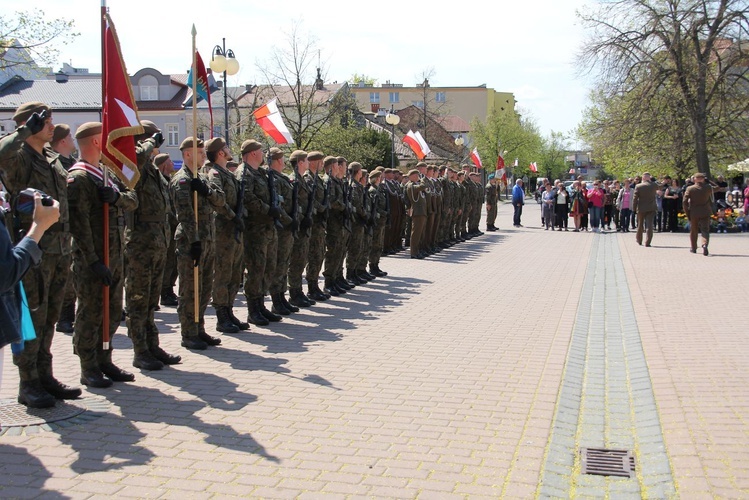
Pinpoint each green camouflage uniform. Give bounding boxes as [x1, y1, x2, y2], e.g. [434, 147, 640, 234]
[368, 183, 388, 267]
[322, 175, 346, 283]
[346, 179, 366, 274]
[305, 170, 327, 284]
[124, 139, 170, 354]
[235, 163, 277, 301]
[470, 178, 484, 232]
[0, 127, 72, 383]
[205, 161, 243, 309]
[288, 170, 312, 290]
[269, 169, 295, 295]
[67, 162, 138, 370]
[485, 182, 498, 228]
[170, 167, 225, 339]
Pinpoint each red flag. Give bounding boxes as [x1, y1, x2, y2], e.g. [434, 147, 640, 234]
[403, 130, 430, 160]
[469, 148, 482, 169]
[529, 161, 538, 173]
[101, 13, 143, 189]
[496, 153, 506, 181]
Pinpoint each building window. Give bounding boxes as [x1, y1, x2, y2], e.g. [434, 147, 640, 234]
[166, 124, 179, 147]
[412, 100, 424, 109]
[369, 92, 380, 104]
[435, 92, 446, 103]
[389, 92, 399, 103]
[139, 75, 158, 101]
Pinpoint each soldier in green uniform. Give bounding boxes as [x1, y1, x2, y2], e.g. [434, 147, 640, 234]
[287, 150, 315, 308]
[368, 170, 389, 277]
[51, 124, 77, 335]
[304, 151, 329, 302]
[267, 147, 299, 315]
[333, 156, 355, 291]
[345, 162, 366, 285]
[469, 172, 485, 236]
[235, 140, 281, 325]
[170, 137, 225, 350]
[0, 103, 82, 408]
[322, 155, 347, 296]
[485, 173, 499, 231]
[157, 154, 179, 307]
[124, 123, 181, 371]
[405, 169, 428, 259]
[67, 122, 139, 387]
[203, 137, 248, 334]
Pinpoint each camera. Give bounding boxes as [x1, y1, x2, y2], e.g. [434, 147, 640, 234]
[17, 188, 54, 215]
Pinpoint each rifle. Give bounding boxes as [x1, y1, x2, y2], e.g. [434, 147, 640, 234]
[342, 168, 352, 233]
[291, 162, 300, 238]
[234, 175, 245, 243]
[305, 170, 317, 220]
[321, 170, 331, 222]
[266, 151, 284, 230]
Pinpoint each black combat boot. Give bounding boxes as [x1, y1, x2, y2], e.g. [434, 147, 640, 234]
[281, 293, 299, 313]
[40, 376, 82, 400]
[160, 288, 178, 307]
[80, 368, 113, 388]
[258, 298, 282, 322]
[181, 337, 208, 350]
[362, 268, 376, 281]
[198, 322, 222, 346]
[228, 308, 250, 330]
[336, 276, 353, 290]
[356, 269, 370, 283]
[100, 362, 135, 382]
[307, 282, 328, 302]
[247, 299, 270, 326]
[56, 303, 75, 334]
[215, 306, 240, 333]
[347, 269, 364, 286]
[150, 346, 182, 365]
[370, 264, 387, 278]
[289, 288, 312, 308]
[18, 380, 56, 408]
[132, 350, 164, 371]
[271, 294, 292, 316]
[323, 277, 339, 297]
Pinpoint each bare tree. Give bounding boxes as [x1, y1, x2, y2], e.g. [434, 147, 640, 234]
[577, 0, 749, 177]
[1, 10, 78, 71]
[255, 21, 347, 149]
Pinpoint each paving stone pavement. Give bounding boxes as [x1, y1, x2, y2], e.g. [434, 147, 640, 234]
[0, 202, 747, 499]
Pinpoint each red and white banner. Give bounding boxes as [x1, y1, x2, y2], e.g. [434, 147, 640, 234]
[529, 161, 538, 173]
[469, 148, 482, 169]
[101, 13, 143, 189]
[253, 98, 293, 144]
[496, 153, 506, 181]
[403, 130, 430, 160]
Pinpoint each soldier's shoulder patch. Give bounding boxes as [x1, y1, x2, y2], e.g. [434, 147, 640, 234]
[179, 178, 188, 184]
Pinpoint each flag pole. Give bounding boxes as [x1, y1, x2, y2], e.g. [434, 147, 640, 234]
[191, 25, 199, 324]
[101, 0, 110, 349]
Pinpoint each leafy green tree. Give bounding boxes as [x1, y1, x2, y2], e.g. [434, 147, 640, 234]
[539, 131, 571, 181]
[309, 123, 392, 171]
[0, 10, 78, 71]
[577, 0, 749, 178]
[349, 73, 377, 86]
[470, 108, 542, 178]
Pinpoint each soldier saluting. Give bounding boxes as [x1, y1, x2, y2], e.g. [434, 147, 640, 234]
[0, 102, 81, 408]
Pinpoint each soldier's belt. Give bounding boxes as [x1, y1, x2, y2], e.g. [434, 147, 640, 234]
[138, 215, 166, 223]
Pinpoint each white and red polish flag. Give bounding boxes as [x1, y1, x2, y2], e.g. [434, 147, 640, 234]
[253, 98, 293, 144]
[403, 130, 430, 160]
[469, 148, 482, 169]
[529, 161, 538, 173]
[496, 153, 506, 181]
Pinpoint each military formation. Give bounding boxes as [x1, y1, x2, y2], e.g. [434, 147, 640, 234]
[0, 101, 497, 409]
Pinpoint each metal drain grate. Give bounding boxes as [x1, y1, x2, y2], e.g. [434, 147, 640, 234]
[580, 447, 635, 478]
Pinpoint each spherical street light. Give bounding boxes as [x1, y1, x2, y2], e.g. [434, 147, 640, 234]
[209, 45, 227, 73]
[385, 112, 400, 126]
[225, 49, 240, 76]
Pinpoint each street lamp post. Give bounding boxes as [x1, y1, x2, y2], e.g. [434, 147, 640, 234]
[209, 39, 239, 148]
[385, 106, 400, 168]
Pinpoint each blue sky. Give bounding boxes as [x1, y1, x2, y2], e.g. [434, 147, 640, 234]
[19, 0, 593, 142]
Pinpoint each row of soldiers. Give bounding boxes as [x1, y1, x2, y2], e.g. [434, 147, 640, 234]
[0, 100, 500, 409]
